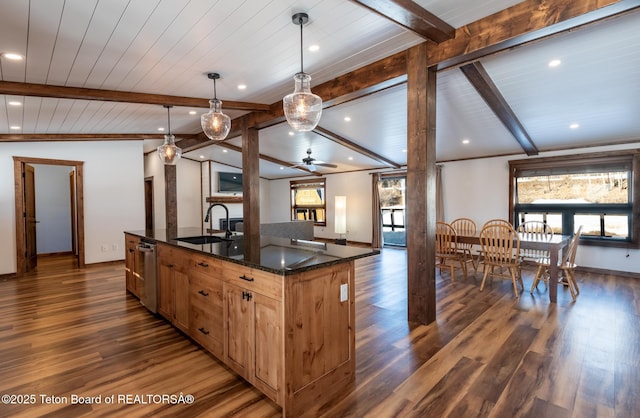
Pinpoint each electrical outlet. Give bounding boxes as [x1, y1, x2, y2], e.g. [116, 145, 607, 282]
[101, 244, 108, 252]
[111, 244, 118, 251]
[340, 283, 348, 302]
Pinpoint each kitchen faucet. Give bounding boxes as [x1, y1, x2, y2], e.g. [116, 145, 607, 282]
[204, 203, 232, 238]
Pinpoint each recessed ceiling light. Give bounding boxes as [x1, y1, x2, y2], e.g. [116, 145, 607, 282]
[280, 166, 284, 170]
[548, 59, 561, 68]
[569, 123, 580, 129]
[344, 116, 351, 122]
[199, 155, 205, 159]
[157, 127, 165, 132]
[222, 149, 228, 153]
[462, 139, 470, 145]
[288, 131, 294, 136]
[308, 45, 319, 52]
[237, 84, 247, 90]
[8, 101, 22, 106]
[10, 126, 21, 130]
[348, 156, 353, 161]
[2, 53, 24, 61]
[189, 110, 197, 115]
[402, 149, 407, 153]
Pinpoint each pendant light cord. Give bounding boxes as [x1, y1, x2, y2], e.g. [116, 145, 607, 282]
[299, 15, 304, 73]
[213, 77, 218, 100]
[165, 105, 171, 134]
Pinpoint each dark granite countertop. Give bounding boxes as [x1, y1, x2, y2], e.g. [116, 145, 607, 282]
[125, 227, 379, 275]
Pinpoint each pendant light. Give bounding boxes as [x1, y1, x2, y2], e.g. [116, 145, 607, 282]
[157, 105, 182, 165]
[283, 12, 322, 132]
[201, 72, 231, 141]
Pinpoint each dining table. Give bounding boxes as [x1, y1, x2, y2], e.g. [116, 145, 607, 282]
[456, 232, 573, 303]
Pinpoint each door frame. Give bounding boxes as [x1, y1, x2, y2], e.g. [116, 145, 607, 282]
[13, 156, 85, 275]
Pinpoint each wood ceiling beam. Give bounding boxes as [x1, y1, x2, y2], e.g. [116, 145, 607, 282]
[460, 62, 538, 156]
[313, 125, 401, 168]
[429, 0, 635, 69]
[0, 80, 270, 111]
[349, 0, 454, 43]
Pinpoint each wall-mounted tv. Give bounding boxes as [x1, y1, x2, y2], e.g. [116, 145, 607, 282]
[218, 172, 243, 193]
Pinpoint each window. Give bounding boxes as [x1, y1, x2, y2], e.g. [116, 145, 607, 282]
[509, 150, 640, 247]
[290, 178, 326, 226]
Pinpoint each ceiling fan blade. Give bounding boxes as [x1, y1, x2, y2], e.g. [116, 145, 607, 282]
[315, 162, 338, 168]
[308, 164, 317, 172]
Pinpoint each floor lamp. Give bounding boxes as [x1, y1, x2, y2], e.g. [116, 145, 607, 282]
[335, 196, 347, 245]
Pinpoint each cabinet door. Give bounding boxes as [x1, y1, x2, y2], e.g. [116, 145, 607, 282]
[173, 265, 190, 333]
[224, 283, 253, 379]
[253, 293, 281, 398]
[124, 235, 139, 297]
[157, 256, 174, 321]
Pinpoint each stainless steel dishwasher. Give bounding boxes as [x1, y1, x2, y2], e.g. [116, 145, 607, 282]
[136, 241, 158, 313]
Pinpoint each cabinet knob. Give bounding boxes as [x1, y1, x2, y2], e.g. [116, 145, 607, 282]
[198, 289, 209, 297]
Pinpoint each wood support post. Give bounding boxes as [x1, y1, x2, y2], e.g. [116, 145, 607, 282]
[242, 123, 261, 262]
[406, 43, 437, 325]
[164, 164, 177, 238]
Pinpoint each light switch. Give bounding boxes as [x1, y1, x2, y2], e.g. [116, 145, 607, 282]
[340, 283, 348, 302]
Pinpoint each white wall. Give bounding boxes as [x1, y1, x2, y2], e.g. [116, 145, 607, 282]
[0, 141, 145, 274]
[144, 153, 202, 229]
[267, 171, 373, 243]
[441, 143, 640, 273]
[33, 164, 73, 254]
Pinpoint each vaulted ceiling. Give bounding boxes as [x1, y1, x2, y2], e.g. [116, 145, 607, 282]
[1, 0, 639, 178]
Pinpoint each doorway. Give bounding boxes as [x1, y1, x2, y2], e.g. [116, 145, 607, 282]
[378, 175, 407, 247]
[13, 156, 85, 275]
[144, 177, 154, 232]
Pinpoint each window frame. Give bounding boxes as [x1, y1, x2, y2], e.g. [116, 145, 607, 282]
[508, 149, 640, 248]
[290, 178, 327, 226]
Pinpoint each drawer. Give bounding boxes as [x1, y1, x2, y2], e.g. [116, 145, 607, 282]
[190, 305, 222, 357]
[223, 263, 282, 300]
[190, 274, 223, 314]
[190, 253, 221, 275]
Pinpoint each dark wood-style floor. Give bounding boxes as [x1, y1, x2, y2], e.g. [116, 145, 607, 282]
[1, 250, 639, 417]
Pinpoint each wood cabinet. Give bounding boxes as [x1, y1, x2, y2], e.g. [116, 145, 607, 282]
[189, 253, 224, 358]
[124, 234, 141, 298]
[137, 237, 356, 417]
[224, 281, 282, 403]
[157, 243, 190, 333]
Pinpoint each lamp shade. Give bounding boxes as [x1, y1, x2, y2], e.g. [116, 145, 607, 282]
[201, 98, 231, 141]
[157, 134, 182, 165]
[335, 195, 347, 234]
[283, 72, 322, 132]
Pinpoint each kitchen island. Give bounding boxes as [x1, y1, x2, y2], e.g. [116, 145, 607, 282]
[124, 228, 378, 417]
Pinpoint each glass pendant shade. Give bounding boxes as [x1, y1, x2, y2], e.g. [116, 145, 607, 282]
[283, 72, 322, 132]
[157, 134, 182, 165]
[201, 98, 231, 141]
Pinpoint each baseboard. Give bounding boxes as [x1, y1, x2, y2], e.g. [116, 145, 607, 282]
[575, 265, 640, 279]
[0, 272, 18, 281]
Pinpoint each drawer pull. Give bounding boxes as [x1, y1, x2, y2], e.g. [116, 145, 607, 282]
[239, 274, 255, 282]
[198, 290, 209, 297]
[197, 262, 209, 267]
[198, 327, 210, 335]
[167, 264, 174, 268]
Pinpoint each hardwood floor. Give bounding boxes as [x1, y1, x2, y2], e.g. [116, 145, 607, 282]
[0, 251, 639, 417]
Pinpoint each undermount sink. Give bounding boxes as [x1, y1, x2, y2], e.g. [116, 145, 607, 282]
[175, 235, 231, 245]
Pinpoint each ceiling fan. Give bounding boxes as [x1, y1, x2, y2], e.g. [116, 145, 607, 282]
[291, 148, 337, 172]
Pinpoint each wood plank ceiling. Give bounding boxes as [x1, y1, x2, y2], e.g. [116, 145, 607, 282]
[1, 0, 639, 178]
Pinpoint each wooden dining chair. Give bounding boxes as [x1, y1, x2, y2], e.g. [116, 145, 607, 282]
[517, 221, 554, 274]
[450, 218, 478, 272]
[531, 225, 583, 301]
[479, 223, 523, 297]
[436, 221, 468, 282]
[476, 219, 513, 272]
